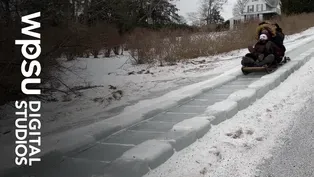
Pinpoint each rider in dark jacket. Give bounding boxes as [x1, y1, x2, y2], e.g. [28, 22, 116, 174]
[255, 21, 286, 63]
[242, 34, 276, 67]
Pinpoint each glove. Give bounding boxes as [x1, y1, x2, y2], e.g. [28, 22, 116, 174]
[258, 54, 264, 61]
[248, 46, 255, 53]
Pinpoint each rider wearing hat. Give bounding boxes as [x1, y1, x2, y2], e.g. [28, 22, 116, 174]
[242, 33, 276, 67]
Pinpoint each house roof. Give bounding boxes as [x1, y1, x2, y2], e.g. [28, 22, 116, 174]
[243, 0, 280, 8]
[265, 0, 280, 8]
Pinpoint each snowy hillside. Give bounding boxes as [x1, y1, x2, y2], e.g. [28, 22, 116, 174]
[1, 27, 314, 140]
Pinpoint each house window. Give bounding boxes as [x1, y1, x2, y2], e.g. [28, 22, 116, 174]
[256, 4, 263, 11]
[248, 5, 254, 12]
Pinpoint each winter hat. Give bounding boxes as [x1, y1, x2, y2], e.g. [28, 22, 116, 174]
[259, 34, 268, 40]
[256, 23, 276, 39]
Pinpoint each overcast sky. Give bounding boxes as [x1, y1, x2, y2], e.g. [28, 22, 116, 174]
[174, 0, 237, 23]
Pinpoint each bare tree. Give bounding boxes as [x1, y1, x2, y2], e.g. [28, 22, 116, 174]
[232, 0, 249, 17]
[199, 0, 226, 25]
[186, 12, 202, 26]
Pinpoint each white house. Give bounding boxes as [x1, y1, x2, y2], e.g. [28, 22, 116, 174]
[229, 0, 282, 30]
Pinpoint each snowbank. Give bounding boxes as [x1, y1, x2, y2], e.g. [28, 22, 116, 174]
[143, 49, 314, 177]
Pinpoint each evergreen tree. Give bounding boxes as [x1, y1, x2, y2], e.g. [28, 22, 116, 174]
[281, 0, 314, 15]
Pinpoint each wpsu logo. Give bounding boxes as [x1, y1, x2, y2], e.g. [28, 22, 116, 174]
[14, 12, 42, 166]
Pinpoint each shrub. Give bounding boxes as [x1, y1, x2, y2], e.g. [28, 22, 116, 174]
[125, 13, 314, 65]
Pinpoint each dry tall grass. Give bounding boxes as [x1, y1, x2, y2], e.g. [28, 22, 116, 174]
[278, 13, 314, 34]
[126, 13, 314, 65]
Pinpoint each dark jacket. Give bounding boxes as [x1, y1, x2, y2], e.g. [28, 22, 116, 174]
[249, 40, 274, 59]
[273, 25, 286, 51]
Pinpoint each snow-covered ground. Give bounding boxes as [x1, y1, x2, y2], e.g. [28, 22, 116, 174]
[1, 27, 314, 140]
[143, 46, 314, 177]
